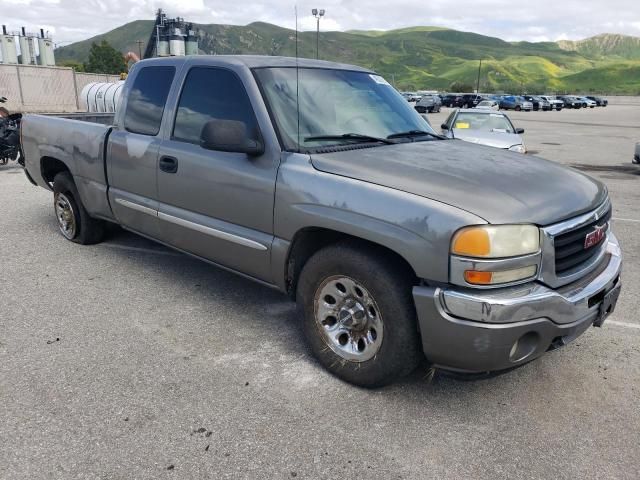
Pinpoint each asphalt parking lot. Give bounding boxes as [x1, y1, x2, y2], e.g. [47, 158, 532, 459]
[1, 103, 639, 479]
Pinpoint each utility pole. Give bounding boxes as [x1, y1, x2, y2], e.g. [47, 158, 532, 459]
[312, 8, 325, 59]
[476, 59, 482, 94]
[136, 40, 144, 60]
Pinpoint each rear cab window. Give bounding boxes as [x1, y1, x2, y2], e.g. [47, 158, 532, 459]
[124, 66, 176, 136]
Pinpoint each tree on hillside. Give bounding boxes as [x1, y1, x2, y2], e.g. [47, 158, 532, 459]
[58, 60, 85, 72]
[84, 41, 125, 75]
[449, 81, 474, 93]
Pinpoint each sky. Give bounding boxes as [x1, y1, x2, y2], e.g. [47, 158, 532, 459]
[3, 0, 640, 46]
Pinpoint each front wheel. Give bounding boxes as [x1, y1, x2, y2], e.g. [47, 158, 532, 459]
[53, 172, 105, 244]
[515, 105, 522, 111]
[297, 241, 423, 387]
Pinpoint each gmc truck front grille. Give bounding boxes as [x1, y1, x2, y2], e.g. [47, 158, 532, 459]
[554, 208, 611, 275]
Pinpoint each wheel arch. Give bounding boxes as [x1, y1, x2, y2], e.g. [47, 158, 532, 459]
[41, 156, 72, 187]
[282, 226, 419, 300]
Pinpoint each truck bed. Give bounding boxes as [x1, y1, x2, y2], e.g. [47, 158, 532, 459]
[21, 114, 114, 220]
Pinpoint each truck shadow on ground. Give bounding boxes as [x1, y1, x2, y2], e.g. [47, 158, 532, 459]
[571, 163, 640, 180]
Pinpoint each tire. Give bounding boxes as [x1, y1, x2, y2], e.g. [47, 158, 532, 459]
[53, 172, 105, 245]
[296, 241, 423, 387]
[515, 105, 521, 111]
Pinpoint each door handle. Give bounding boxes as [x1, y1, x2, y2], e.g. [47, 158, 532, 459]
[159, 156, 178, 174]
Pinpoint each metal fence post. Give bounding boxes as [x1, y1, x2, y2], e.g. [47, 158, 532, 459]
[72, 69, 80, 111]
[15, 65, 25, 107]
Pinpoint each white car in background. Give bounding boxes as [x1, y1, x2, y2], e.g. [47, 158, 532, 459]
[540, 96, 564, 111]
[476, 100, 500, 110]
[634, 142, 639, 165]
[440, 109, 527, 153]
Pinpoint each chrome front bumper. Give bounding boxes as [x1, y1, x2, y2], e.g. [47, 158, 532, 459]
[413, 234, 622, 373]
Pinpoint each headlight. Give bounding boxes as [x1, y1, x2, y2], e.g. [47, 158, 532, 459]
[451, 225, 540, 258]
[509, 144, 526, 154]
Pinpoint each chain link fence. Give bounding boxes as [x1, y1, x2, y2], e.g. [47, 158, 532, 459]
[0, 64, 120, 113]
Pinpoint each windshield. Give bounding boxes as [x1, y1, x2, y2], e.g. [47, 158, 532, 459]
[254, 67, 435, 151]
[452, 112, 515, 133]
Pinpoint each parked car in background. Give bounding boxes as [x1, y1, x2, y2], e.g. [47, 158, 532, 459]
[499, 96, 533, 111]
[540, 96, 564, 111]
[558, 96, 583, 109]
[461, 94, 484, 108]
[587, 96, 608, 107]
[523, 95, 551, 111]
[634, 142, 640, 164]
[401, 92, 421, 103]
[576, 96, 597, 108]
[440, 109, 526, 153]
[476, 100, 500, 110]
[441, 94, 465, 108]
[415, 94, 442, 113]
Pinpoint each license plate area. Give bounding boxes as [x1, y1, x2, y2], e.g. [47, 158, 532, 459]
[593, 283, 621, 327]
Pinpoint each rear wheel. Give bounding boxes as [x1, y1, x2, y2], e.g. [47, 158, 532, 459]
[53, 172, 105, 245]
[515, 105, 522, 111]
[297, 241, 423, 387]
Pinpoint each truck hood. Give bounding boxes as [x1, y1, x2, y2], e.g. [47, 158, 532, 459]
[451, 130, 522, 149]
[310, 140, 607, 226]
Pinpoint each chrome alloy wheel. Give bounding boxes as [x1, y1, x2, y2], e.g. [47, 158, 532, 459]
[54, 192, 77, 240]
[313, 276, 384, 362]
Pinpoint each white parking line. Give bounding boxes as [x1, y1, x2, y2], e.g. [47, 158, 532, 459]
[607, 320, 640, 330]
[613, 217, 640, 223]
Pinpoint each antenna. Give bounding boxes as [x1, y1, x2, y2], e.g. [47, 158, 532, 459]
[295, 5, 300, 152]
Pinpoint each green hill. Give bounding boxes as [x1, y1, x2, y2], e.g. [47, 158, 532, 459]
[55, 21, 640, 94]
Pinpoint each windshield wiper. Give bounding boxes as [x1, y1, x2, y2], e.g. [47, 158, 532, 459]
[304, 133, 395, 145]
[387, 130, 447, 140]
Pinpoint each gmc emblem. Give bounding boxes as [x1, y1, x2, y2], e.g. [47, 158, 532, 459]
[584, 224, 607, 249]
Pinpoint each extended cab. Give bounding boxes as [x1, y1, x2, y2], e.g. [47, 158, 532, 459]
[21, 56, 622, 387]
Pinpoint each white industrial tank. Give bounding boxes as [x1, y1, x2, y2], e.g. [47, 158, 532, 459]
[169, 34, 185, 56]
[18, 36, 35, 65]
[80, 81, 125, 113]
[0, 33, 18, 64]
[157, 35, 169, 56]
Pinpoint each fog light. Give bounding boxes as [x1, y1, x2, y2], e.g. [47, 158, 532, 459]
[509, 332, 540, 362]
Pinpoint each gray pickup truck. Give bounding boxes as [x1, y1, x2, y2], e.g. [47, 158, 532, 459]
[21, 56, 622, 387]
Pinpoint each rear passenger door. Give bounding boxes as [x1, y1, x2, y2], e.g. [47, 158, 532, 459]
[107, 65, 175, 238]
[155, 66, 279, 282]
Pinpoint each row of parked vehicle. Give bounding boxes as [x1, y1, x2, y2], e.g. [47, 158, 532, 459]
[402, 91, 608, 113]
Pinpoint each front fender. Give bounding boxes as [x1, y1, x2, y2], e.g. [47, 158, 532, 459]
[274, 153, 485, 284]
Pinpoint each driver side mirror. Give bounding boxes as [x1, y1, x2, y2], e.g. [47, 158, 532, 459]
[441, 123, 449, 130]
[515, 128, 525, 134]
[200, 119, 264, 157]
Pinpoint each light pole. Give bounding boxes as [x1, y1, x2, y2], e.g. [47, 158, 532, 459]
[476, 59, 482, 94]
[312, 8, 325, 59]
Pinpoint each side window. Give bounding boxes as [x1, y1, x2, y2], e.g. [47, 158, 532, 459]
[124, 66, 175, 136]
[173, 67, 258, 145]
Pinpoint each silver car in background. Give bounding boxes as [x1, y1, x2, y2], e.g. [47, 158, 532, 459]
[634, 142, 640, 164]
[441, 109, 526, 153]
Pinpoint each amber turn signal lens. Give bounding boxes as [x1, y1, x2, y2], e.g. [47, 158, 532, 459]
[452, 228, 491, 257]
[464, 270, 493, 285]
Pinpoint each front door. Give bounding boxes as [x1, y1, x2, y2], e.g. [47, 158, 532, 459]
[156, 66, 279, 282]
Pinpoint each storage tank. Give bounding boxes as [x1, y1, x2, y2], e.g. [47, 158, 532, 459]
[185, 27, 198, 55]
[0, 26, 18, 64]
[18, 28, 36, 65]
[157, 33, 170, 56]
[37, 29, 55, 66]
[80, 81, 125, 113]
[169, 30, 185, 56]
